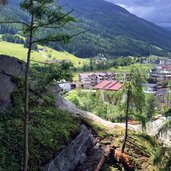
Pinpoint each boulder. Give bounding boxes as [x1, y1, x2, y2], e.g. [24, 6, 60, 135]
[0, 55, 25, 110]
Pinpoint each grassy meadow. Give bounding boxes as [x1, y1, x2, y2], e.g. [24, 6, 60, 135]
[110, 63, 152, 73]
[0, 39, 88, 67]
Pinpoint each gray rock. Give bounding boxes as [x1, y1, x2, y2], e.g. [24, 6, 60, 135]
[45, 125, 93, 171]
[0, 55, 25, 110]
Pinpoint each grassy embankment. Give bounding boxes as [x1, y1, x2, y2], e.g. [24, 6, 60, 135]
[84, 118, 170, 171]
[110, 63, 152, 73]
[0, 39, 88, 67]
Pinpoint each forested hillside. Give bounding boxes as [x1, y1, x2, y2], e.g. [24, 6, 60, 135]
[1, 0, 171, 57]
[60, 0, 171, 57]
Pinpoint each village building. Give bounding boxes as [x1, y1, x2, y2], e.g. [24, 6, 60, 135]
[143, 83, 171, 109]
[79, 72, 117, 89]
[159, 59, 171, 65]
[95, 80, 122, 91]
[149, 64, 171, 83]
[143, 83, 158, 94]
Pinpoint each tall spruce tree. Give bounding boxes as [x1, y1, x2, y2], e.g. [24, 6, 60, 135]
[20, 1, 76, 170]
[0, 0, 77, 170]
[118, 67, 146, 153]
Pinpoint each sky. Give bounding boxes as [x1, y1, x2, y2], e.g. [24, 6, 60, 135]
[106, 0, 171, 28]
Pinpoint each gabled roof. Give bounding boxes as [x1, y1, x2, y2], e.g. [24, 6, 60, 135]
[143, 83, 158, 88]
[95, 80, 112, 89]
[95, 80, 122, 91]
[161, 65, 171, 70]
[103, 81, 117, 89]
[108, 82, 122, 91]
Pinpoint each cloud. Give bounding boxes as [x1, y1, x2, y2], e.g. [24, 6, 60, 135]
[105, 0, 171, 28]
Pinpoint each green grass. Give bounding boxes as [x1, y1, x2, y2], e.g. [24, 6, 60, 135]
[84, 118, 162, 171]
[71, 63, 152, 82]
[0, 41, 44, 61]
[110, 63, 152, 73]
[43, 46, 88, 67]
[0, 107, 80, 170]
[0, 40, 88, 67]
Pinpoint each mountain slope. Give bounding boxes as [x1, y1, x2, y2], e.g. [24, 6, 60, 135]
[59, 0, 171, 57]
[1, 0, 171, 57]
[0, 40, 88, 66]
[64, 0, 170, 44]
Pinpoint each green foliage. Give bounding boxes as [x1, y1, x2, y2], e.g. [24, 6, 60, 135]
[0, 0, 77, 54]
[66, 90, 125, 122]
[118, 67, 146, 122]
[1, 0, 170, 57]
[85, 117, 165, 171]
[0, 107, 80, 170]
[164, 108, 171, 117]
[24, 37, 37, 50]
[53, 0, 171, 57]
[157, 120, 171, 135]
[80, 56, 135, 72]
[10, 62, 73, 110]
[144, 94, 157, 119]
[28, 62, 72, 108]
[66, 93, 83, 108]
[32, 62, 73, 84]
[0, 40, 88, 66]
[136, 133, 158, 148]
[2, 33, 24, 44]
[0, 59, 78, 170]
[153, 147, 171, 170]
[168, 81, 171, 89]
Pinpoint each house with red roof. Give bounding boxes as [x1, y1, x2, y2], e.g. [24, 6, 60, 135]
[79, 72, 117, 89]
[95, 80, 122, 91]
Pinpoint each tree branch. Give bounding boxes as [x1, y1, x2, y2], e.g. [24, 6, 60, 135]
[42, 20, 71, 29]
[33, 10, 74, 29]
[0, 20, 30, 27]
[31, 30, 87, 45]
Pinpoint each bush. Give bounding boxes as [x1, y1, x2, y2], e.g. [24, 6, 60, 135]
[0, 107, 80, 170]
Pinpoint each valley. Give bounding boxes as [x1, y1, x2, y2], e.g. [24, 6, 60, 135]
[0, 0, 171, 171]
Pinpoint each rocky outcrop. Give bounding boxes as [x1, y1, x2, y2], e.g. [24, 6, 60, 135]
[56, 93, 171, 146]
[0, 55, 25, 110]
[55, 93, 120, 128]
[45, 125, 93, 171]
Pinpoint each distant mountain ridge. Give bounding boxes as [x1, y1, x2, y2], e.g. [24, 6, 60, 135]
[1, 0, 171, 57]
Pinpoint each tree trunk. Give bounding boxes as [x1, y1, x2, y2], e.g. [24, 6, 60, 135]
[121, 84, 131, 153]
[23, 14, 34, 171]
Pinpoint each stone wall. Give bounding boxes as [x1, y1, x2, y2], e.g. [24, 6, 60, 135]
[0, 55, 25, 110]
[45, 125, 93, 171]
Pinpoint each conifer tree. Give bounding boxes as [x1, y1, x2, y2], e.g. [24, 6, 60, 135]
[118, 67, 145, 153]
[0, 0, 78, 170]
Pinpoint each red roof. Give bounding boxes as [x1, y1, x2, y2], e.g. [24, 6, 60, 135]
[95, 80, 122, 91]
[95, 80, 112, 89]
[161, 65, 171, 70]
[108, 82, 122, 91]
[104, 81, 117, 89]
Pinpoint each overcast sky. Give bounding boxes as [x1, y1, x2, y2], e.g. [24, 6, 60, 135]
[106, 0, 171, 28]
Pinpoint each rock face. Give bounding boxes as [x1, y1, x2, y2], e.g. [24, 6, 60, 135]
[45, 125, 93, 171]
[0, 55, 25, 110]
